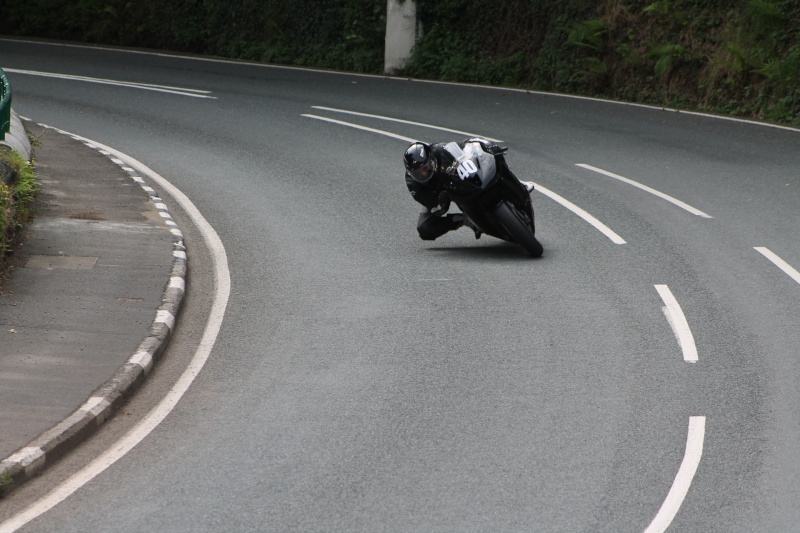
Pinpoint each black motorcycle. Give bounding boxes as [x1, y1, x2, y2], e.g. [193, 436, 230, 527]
[442, 139, 543, 258]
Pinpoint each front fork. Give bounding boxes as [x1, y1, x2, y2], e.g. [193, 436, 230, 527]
[498, 175, 535, 230]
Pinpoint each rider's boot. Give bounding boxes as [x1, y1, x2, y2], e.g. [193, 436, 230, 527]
[454, 214, 482, 239]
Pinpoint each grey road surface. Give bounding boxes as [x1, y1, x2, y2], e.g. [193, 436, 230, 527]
[1, 38, 800, 532]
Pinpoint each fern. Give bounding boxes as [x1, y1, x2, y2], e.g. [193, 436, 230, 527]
[643, 0, 670, 15]
[650, 44, 688, 77]
[567, 19, 607, 51]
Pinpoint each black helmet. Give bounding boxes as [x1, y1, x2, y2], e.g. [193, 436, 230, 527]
[403, 142, 438, 184]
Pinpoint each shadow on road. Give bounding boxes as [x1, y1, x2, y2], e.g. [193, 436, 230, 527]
[423, 240, 549, 262]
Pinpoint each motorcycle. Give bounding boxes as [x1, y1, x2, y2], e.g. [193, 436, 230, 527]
[442, 139, 543, 257]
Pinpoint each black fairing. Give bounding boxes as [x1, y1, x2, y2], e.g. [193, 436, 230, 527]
[435, 142, 536, 242]
[452, 172, 534, 240]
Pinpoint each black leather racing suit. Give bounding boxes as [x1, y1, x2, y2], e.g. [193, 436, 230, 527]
[405, 139, 521, 241]
[404, 142, 464, 241]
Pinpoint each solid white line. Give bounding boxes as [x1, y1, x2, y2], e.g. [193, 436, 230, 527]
[644, 416, 706, 533]
[531, 182, 627, 244]
[0, 134, 230, 533]
[301, 114, 418, 143]
[395, 77, 800, 134]
[655, 285, 698, 363]
[2, 68, 216, 99]
[754, 247, 800, 285]
[311, 106, 503, 142]
[4, 68, 214, 93]
[576, 164, 713, 218]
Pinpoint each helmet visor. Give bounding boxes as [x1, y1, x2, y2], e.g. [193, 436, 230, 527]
[409, 161, 435, 183]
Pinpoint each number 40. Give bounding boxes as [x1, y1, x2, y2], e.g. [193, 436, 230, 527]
[457, 160, 478, 180]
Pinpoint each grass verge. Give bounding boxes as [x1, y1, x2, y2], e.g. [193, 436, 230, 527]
[0, 148, 38, 287]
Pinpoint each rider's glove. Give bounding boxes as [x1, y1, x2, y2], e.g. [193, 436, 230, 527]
[487, 143, 508, 155]
[430, 190, 451, 216]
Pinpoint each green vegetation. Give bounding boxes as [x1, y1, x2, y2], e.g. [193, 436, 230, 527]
[406, 0, 800, 124]
[0, 0, 798, 124]
[0, 0, 386, 73]
[0, 149, 38, 261]
[0, 469, 13, 497]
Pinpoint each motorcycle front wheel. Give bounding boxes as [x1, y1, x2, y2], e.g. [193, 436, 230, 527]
[494, 201, 543, 258]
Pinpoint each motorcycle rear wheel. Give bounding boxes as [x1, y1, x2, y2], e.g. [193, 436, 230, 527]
[494, 201, 543, 258]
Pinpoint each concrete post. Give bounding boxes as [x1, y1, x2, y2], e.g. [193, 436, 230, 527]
[384, 0, 418, 75]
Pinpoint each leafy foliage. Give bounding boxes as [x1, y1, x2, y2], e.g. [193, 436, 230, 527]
[568, 19, 607, 51]
[0, 0, 387, 73]
[405, 0, 800, 123]
[0, 149, 37, 259]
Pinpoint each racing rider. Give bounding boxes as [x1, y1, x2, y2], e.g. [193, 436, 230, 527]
[403, 138, 535, 241]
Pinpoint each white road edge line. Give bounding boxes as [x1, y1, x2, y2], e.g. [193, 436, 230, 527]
[311, 106, 503, 142]
[576, 164, 713, 219]
[755, 247, 800, 285]
[655, 285, 698, 363]
[301, 114, 626, 245]
[302, 114, 418, 143]
[0, 135, 230, 533]
[644, 416, 706, 533]
[2, 68, 216, 99]
[531, 182, 627, 244]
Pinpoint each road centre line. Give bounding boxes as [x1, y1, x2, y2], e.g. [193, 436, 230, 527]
[576, 164, 713, 218]
[644, 416, 706, 533]
[2, 68, 216, 99]
[302, 114, 418, 143]
[301, 114, 626, 245]
[655, 285, 698, 363]
[755, 247, 800, 285]
[531, 183, 627, 244]
[311, 106, 503, 142]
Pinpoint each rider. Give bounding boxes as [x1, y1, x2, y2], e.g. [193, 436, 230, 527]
[403, 138, 535, 241]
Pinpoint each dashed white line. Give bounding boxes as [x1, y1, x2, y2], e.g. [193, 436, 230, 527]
[655, 285, 698, 363]
[531, 182, 627, 244]
[576, 164, 713, 218]
[311, 106, 503, 142]
[755, 247, 800, 285]
[644, 416, 706, 533]
[302, 114, 418, 143]
[301, 114, 626, 245]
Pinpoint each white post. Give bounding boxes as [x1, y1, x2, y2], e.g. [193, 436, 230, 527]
[384, 0, 418, 75]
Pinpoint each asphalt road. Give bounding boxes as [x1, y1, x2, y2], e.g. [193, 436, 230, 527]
[2, 38, 800, 532]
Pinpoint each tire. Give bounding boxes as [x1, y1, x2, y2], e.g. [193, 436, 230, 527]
[494, 201, 543, 258]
